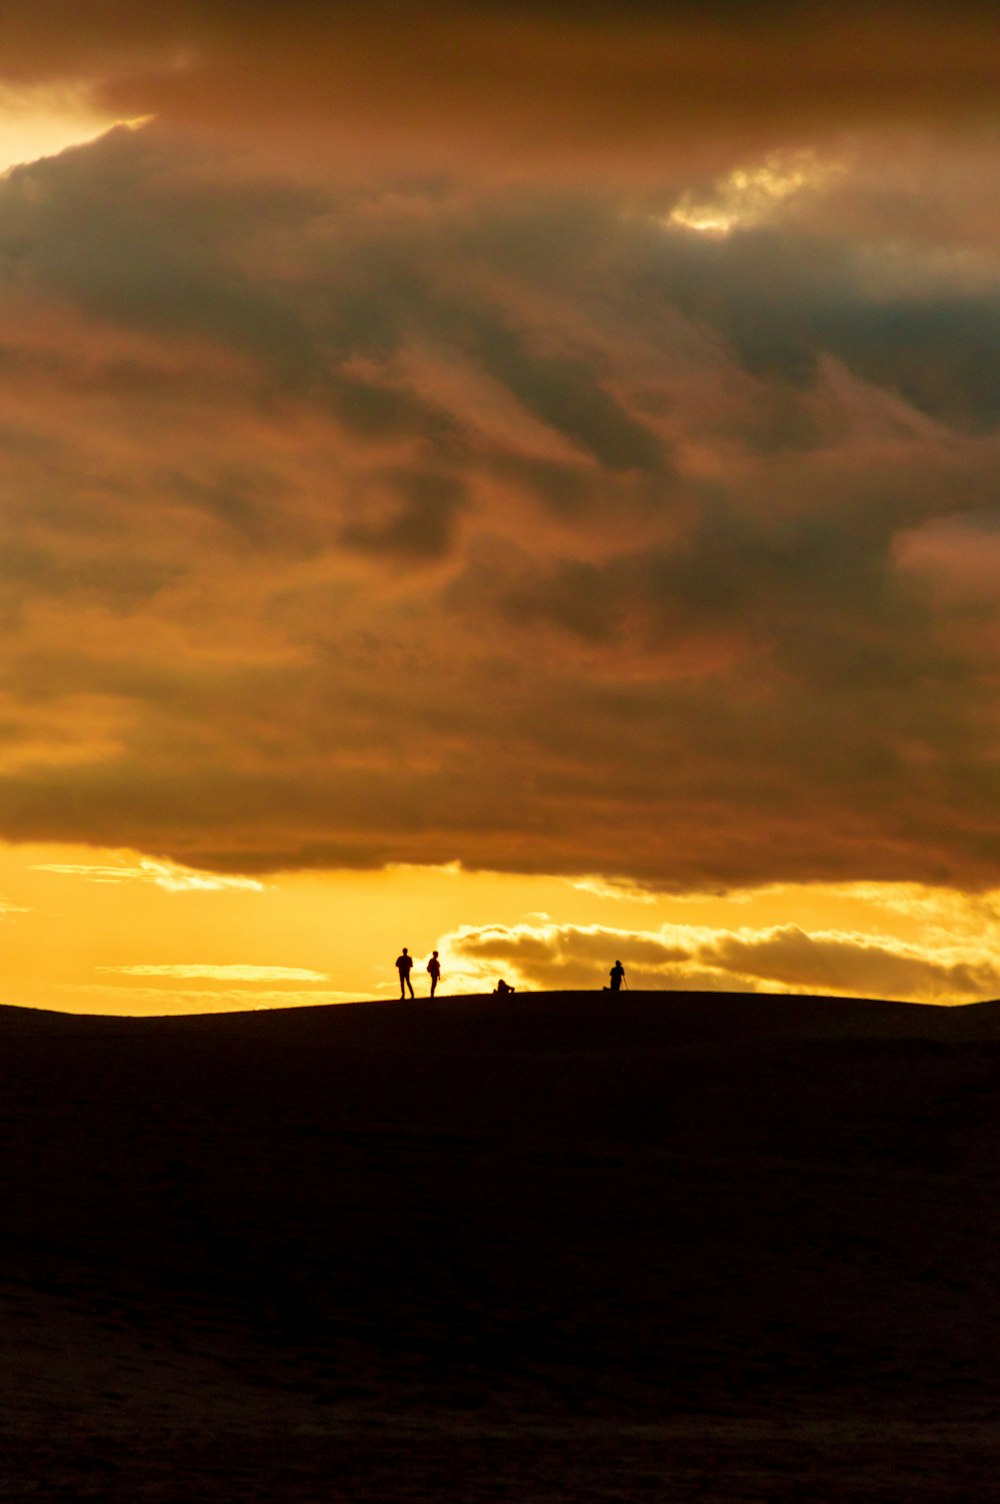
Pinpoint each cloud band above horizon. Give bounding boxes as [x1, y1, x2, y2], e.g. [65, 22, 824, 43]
[2, 2, 998, 184]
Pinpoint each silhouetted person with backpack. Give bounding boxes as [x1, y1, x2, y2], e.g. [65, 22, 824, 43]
[396, 947, 415, 999]
[427, 950, 441, 998]
[609, 959, 625, 993]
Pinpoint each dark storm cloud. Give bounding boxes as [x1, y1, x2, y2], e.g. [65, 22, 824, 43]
[0, 130, 325, 379]
[639, 224, 1000, 428]
[459, 314, 667, 472]
[0, 540, 177, 614]
[340, 468, 470, 559]
[0, 123, 998, 890]
[3, 1, 998, 182]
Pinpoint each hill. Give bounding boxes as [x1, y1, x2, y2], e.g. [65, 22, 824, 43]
[3, 990, 1000, 1500]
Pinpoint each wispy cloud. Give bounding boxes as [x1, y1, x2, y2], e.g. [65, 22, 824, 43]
[99, 963, 328, 982]
[34, 858, 265, 892]
[569, 877, 658, 905]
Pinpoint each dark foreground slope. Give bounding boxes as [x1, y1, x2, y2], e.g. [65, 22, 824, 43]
[3, 990, 1000, 1501]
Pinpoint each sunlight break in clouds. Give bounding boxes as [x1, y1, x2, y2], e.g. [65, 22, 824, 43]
[0, 84, 145, 172]
[668, 150, 848, 234]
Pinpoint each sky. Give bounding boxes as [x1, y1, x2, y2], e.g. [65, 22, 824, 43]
[1, 1, 999, 1012]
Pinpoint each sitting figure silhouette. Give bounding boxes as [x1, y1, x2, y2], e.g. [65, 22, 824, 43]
[493, 978, 515, 994]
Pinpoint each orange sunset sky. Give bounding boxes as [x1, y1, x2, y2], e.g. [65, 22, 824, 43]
[1, 1, 999, 1012]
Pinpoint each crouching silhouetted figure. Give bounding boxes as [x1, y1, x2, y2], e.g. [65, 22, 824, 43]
[427, 949, 441, 998]
[609, 959, 625, 993]
[493, 978, 515, 994]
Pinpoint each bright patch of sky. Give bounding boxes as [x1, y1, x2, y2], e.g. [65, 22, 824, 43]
[668, 150, 847, 234]
[0, 84, 144, 172]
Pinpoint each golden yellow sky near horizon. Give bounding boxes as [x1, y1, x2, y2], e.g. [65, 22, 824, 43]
[3, 841, 999, 1014]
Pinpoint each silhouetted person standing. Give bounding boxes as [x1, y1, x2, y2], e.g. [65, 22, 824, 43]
[609, 959, 625, 993]
[396, 947, 415, 999]
[427, 950, 441, 998]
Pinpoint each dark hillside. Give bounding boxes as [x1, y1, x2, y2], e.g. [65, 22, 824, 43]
[2, 991, 999, 1500]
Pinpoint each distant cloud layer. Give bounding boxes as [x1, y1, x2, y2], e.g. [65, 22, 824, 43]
[443, 915, 1000, 1002]
[0, 6, 998, 902]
